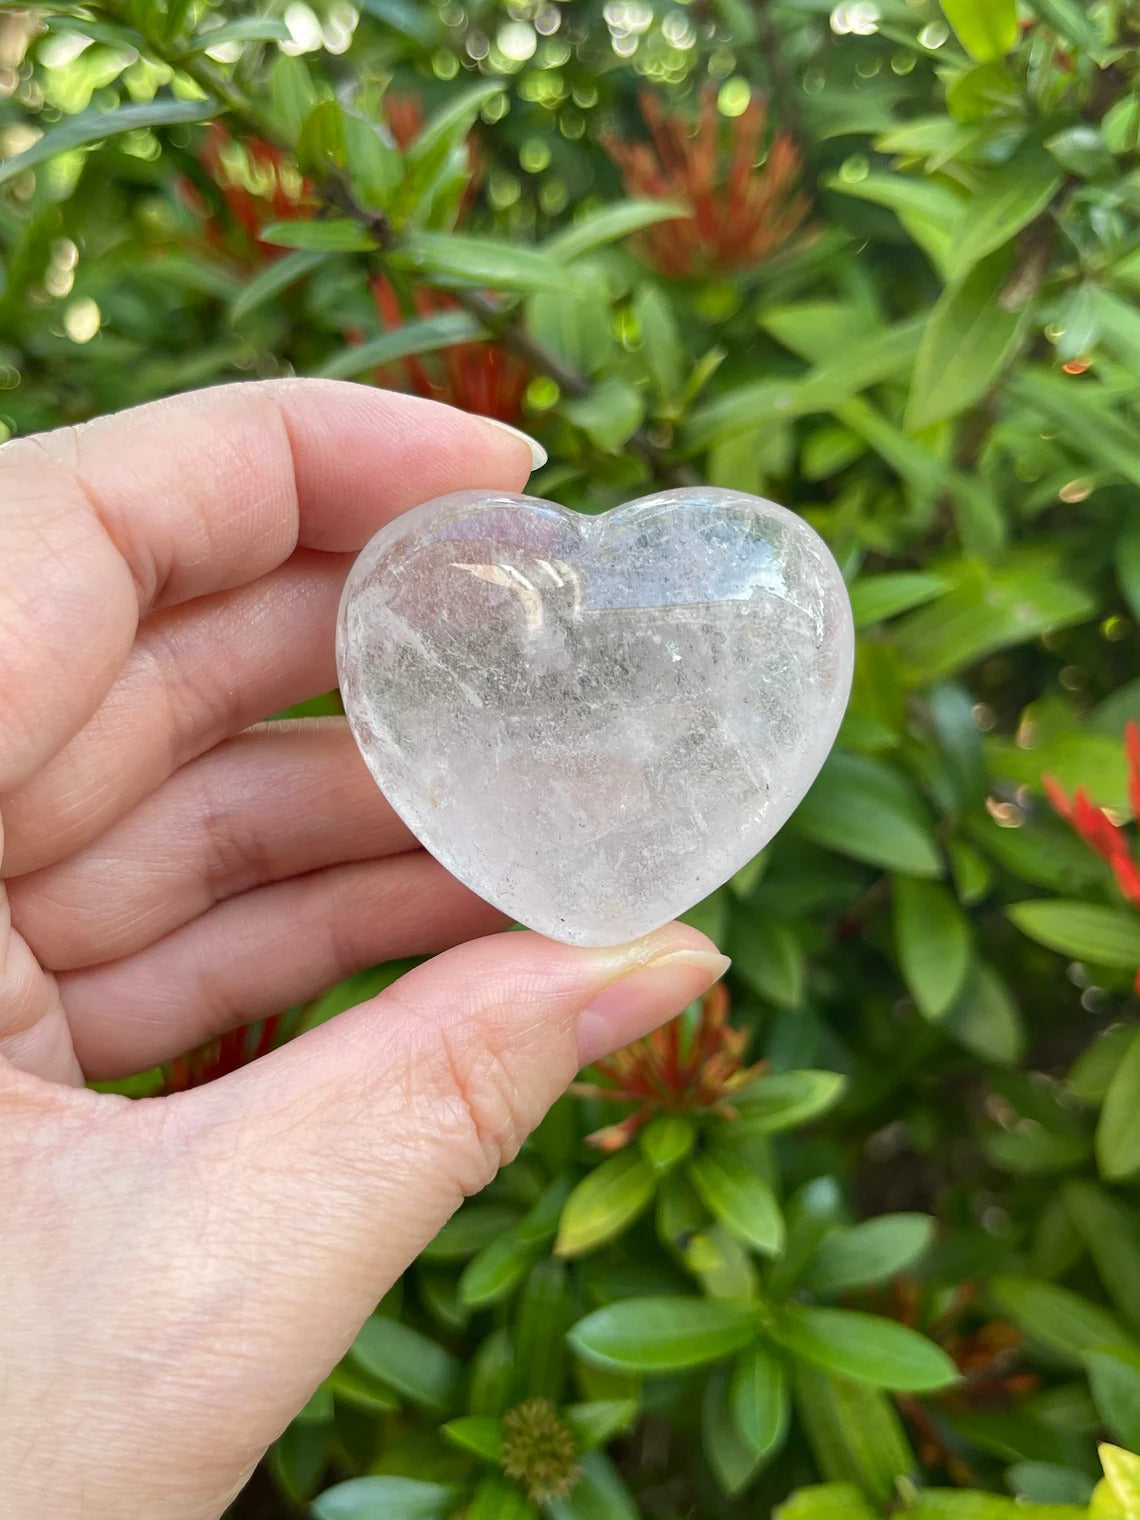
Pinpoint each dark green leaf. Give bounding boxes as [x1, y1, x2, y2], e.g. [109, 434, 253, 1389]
[730, 919, 805, 1008]
[564, 1400, 638, 1451]
[730, 1343, 789, 1460]
[396, 232, 566, 292]
[1007, 901, 1140, 969]
[563, 378, 647, 453]
[466, 1475, 538, 1520]
[311, 1476, 459, 1519]
[687, 1151, 785, 1256]
[944, 137, 1063, 281]
[850, 573, 949, 628]
[769, 1305, 959, 1392]
[793, 1361, 917, 1503]
[555, 1150, 657, 1259]
[458, 1231, 539, 1308]
[0, 96, 216, 188]
[568, 1297, 757, 1374]
[990, 1276, 1135, 1364]
[1097, 1030, 1140, 1181]
[1069, 1025, 1138, 1106]
[794, 751, 942, 877]
[442, 1415, 504, 1461]
[907, 251, 1030, 429]
[703, 1362, 766, 1496]
[230, 249, 327, 323]
[349, 1316, 462, 1412]
[259, 220, 376, 253]
[405, 81, 504, 170]
[318, 311, 483, 381]
[807, 1214, 935, 1295]
[423, 1202, 523, 1262]
[733, 1071, 847, 1134]
[1087, 1346, 1140, 1451]
[1063, 1181, 1140, 1329]
[547, 1451, 639, 1520]
[546, 201, 688, 263]
[1012, 372, 1140, 489]
[894, 876, 972, 1021]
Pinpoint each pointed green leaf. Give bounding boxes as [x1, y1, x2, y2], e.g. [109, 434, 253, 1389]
[564, 1400, 638, 1451]
[991, 1276, 1135, 1364]
[688, 1152, 785, 1256]
[944, 137, 1063, 281]
[775, 1486, 879, 1520]
[1064, 1181, 1140, 1328]
[794, 752, 942, 877]
[769, 1306, 959, 1392]
[556, 1151, 657, 1259]
[259, 220, 377, 253]
[1007, 901, 1140, 969]
[230, 249, 327, 323]
[318, 311, 483, 381]
[547, 1451, 639, 1520]
[312, 1476, 459, 1519]
[807, 1214, 935, 1295]
[568, 1297, 758, 1374]
[0, 96, 216, 188]
[639, 1114, 696, 1174]
[793, 1361, 917, 1503]
[894, 876, 972, 1021]
[442, 1415, 504, 1461]
[850, 573, 949, 628]
[730, 1343, 789, 1460]
[733, 1071, 847, 1134]
[545, 201, 688, 263]
[349, 1316, 462, 1412]
[396, 232, 567, 292]
[1097, 1030, 1140, 1181]
[1088, 1347, 1140, 1451]
[703, 1362, 766, 1496]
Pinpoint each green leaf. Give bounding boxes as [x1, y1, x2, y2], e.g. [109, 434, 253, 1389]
[807, 1215, 935, 1295]
[910, 1496, 1086, 1519]
[633, 285, 683, 401]
[564, 1399, 638, 1451]
[730, 1343, 789, 1460]
[703, 1362, 767, 1496]
[687, 1152, 785, 1257]
[349, 1316, 462, 1412]
[188, 17, 293, 50]
[1097, 1029, 1140, 1182]
[730, 920, 805, 1008]
[945, 136, 1063, 282]
[422, 1202, 522, 1262]
[0, 96, 216, 189]
[458, 1231, 540, 1308]
[405, 80, 503, 170]
[311, 1476, 459, 1519]
[1007, 901, 1140, 969]
[230, 249, 327, 323]
[850, 573, 949, 628]
[269, 54, 317, 138]
[907, 251, 1030, 429]
[563, 378, 647, 452]
[466, 1475, 538, 1520]
[318, 311, 483, 381]
[513, 1258, 573, 1403]
[1087, 1346, 1140, 1451]
[775, 1485, 880, 1520]
[940, 0, 1018, 60]
[396, 231, 566, 292]
[893, 877, 972, 1022]
[824, 173, 965, 277]
[1070, 1025, 1139, 1106]
[547, 1451, 639, 1520]
[546, 201, 688, 264]
[1024, 0, 1109, 57]
[1055, 282, 1101, 365]
[442, 1415, 504, 1461]
[556, 1151, 658, 1259]
[895, 554, 1096, 683]
[1100, 1445, 1140, 1520]
[990, 1276, 1134, 1364]
[769, 1306, 959, 1392]
[794, 752, 942, 877]
[1064, 1181, 1140, 1329]
[733, 1071, 847, 1134]
[793, 1361, 917, 1504]
[639, 1114, 695, 1174]
[259, 220, 377, 253]
[568, 1297, 757, 1374]
[1013, 372, 1140, 489]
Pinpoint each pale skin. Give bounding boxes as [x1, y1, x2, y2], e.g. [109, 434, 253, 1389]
[0, 379, 728, 1520]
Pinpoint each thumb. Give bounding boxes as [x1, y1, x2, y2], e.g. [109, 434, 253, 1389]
[161, 923, 727, 1441]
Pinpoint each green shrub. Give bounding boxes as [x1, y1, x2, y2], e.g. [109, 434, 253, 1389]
[4, 0, 1140, 1513]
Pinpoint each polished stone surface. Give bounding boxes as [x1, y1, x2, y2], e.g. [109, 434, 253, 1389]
[337, 487, 854, 946]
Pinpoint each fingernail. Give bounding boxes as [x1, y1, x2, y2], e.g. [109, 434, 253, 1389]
[477, 416, 548, 471]
[577, 949, 731, 1068]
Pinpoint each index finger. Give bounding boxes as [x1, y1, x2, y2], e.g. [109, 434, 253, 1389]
[0, 380, 535, 793]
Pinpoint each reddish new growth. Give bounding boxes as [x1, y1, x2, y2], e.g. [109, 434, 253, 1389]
[367, 275, 529, 423]
[889, 1280, 1038, 1487]
[164, 1015, 283, 1094]
[1045, 721, 1140, 987]
[571, 981, 763, 1151]
[601, 88, 810, 277]
[186, 123, 314, 266]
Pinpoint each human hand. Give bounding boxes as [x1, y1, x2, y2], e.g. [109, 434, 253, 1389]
[0, 380, 727, 1519]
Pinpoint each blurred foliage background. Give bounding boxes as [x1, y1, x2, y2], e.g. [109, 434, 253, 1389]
[5, 0, 1140, 1515]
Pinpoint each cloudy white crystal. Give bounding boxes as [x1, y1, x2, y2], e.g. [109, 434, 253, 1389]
[337, 486, 854, 947]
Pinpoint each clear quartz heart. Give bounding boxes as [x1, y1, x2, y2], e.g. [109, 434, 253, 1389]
[337, 486, 854, 947]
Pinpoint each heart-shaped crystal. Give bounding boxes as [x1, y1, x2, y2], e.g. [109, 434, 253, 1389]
[337, 486, 854, 947]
